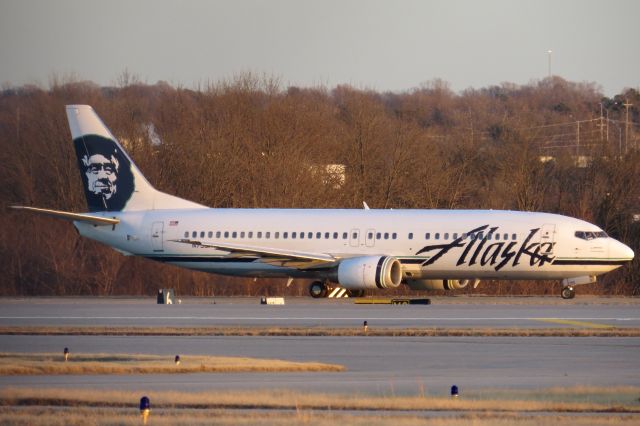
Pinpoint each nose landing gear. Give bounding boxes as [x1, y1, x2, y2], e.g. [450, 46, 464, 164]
[561, 286, 576, 300]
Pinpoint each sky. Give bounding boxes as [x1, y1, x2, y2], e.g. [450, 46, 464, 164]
[1, 0, 639, 96]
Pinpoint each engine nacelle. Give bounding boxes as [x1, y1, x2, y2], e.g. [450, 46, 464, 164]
[406, 279, 473, 291]
[337, 256, 402, 290]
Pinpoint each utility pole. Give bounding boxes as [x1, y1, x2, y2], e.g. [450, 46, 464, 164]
[623, 100, 632, 152]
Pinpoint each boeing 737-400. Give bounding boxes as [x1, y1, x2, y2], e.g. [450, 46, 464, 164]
[11, 105, 635, 299]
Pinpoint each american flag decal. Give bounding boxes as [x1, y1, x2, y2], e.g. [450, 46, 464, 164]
[169, 220, 179, 226]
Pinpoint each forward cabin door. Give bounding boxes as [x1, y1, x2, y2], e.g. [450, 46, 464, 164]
[151, 221, 164, 252]
[538, 224, 555, 255]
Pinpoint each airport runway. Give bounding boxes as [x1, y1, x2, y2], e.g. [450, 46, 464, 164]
[1, 297, 639, 395]
[1, 334, 639, 394]
[1, 296, 639, 328]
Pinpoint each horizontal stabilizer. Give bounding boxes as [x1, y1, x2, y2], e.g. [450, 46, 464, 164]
[10, 206, 120, 226]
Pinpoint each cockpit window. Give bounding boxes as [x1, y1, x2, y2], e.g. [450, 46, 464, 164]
[575, 230, 608, 240]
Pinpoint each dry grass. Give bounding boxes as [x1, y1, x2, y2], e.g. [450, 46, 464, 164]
[1, 326, 639, 337]
[2, 407, 639, 426]
[1, 386, 639, 413]
[1, 407, 639, 426]
[0, 353, 345, 375]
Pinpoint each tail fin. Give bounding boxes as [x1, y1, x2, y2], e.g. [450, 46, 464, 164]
[67, 105, 204, 212]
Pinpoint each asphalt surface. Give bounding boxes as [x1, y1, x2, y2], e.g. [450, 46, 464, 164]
[1, 297, 639, 395]
[0, 296, 639, 328]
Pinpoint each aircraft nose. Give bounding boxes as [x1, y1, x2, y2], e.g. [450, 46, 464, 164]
[611, 239, 635, 262]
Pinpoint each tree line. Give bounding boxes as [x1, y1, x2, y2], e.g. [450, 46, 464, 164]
[0, 74, 638, 296]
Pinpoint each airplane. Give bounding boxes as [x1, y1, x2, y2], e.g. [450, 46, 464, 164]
[11, 105, 635, 300]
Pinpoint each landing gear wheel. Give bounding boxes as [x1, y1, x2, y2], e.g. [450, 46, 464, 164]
[561, 286, 576, 300]
[309, 281, 328, 298]
[347, 289, 365, 298]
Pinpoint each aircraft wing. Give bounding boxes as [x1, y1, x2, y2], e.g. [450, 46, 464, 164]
[170, 239, 338, 269]
[10, 206, 120, 226]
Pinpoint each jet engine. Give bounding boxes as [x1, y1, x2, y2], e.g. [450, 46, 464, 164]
[406, 279, 477, 291]
[337, 256, 402, 290]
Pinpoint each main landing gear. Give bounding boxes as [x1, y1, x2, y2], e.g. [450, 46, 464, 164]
[561, 286, 576, 300]
[308, 281, 365, 298]
[309, 281, 328, 298]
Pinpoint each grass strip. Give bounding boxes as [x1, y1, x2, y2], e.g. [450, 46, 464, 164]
[1, 326, 639, 337]
[0, 353, 345, 375]
[1, 387, 639, 413]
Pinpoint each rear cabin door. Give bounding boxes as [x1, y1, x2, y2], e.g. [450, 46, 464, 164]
[151, 221, 164, 252]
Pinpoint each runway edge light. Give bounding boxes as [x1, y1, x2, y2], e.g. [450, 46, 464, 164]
[140, 396, 150, 425]
[451, 385, 459, 398]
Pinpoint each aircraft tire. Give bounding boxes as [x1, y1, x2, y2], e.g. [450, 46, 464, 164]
[309, 281, 327, 298]
[561, 286, 575, 300]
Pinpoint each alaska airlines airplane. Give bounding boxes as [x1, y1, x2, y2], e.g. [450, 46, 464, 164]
[11, 105, 635, 299]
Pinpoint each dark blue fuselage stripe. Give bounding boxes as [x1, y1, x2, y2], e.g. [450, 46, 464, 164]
[147, 256, 258, 263]
[552, 259, 628, 266]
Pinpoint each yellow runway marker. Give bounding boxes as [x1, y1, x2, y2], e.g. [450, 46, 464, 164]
[535, 318, 614, 329]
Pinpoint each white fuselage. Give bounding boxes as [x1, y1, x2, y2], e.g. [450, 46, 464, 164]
[75, 208, 632, 282]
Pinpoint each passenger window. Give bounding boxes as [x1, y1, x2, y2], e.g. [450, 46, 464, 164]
[462, 233, 467, 239]
[435, 233, 440, 240]
[325, 232, 330, 239]
[224, 231, 229, 238]
[384, 232, 389, 240]
[216, 231, 221, 238]
[495, 233, 500, 240]
[266, 232, 271, 239]
[299, 232, 304, 239]
[478, 232, 483, 240]
[192, 231, 197, 238]
[368, 232, 373, 239]
[208, 231, 213, 238]
[392, 233, 397, 240]
[292, 232, 297, 239]
[232, 232, 237, 238]
[453, 233, 458, 240]
[184, 232, 189, 238]
[408, 232, 413, 240]
[342, 232, 348, 239]
[512, 233, 517, 240]
[240, 232, 245, 238]
[376, 232, 381, 240]
[333, 232, 338, 239]
[444, 233, 449, 240]
[284, 232, 288, 239]
[275, 232, 279, 239]
[309, 232, 314, 239]
[486, 234, 491, 240]
[257, 232, 262, 238]
[352, 232, 358, 239]
[503, 233, 508, 240]
[425, 233, 430, 240]
[248, 232, 253, 238]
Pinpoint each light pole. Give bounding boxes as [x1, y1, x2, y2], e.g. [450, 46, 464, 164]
[547, 50, 552, 78]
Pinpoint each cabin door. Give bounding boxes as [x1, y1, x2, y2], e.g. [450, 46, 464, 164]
[151, 221, 164, 252]
[538, 224, 555, 255]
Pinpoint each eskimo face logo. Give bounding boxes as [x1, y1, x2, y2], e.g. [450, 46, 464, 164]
[74, 135, 134, 212]
[82, 153, 119, 199]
